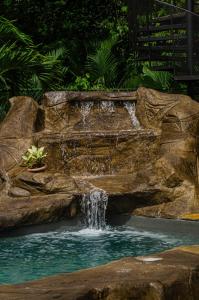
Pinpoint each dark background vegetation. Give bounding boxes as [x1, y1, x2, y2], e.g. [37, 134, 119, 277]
[0, 0, 192, 119]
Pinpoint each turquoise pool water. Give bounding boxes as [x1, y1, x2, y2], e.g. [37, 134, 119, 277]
[0, 224, 199, 284]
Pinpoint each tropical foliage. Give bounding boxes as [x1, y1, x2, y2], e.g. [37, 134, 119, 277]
[86, 37, 118, 88]
[0, 16, 68, 96]
[122, 65, 173, 91]
[0, 0, 190, 119]
[0, 16, 68, 119]
[22, 145, 47, 168]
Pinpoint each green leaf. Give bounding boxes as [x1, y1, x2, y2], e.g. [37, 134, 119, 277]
[86, 37, 118, 88]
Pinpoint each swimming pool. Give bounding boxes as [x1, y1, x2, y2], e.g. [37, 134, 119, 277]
[1, 217, 199, 284]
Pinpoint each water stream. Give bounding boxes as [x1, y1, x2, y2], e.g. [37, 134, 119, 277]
[100, 101, 115, 113]
[80, 101, 94, 125]
[81, 188, 108, 230]
[79, 100, 140, 129]
[124, 101, 140, 128]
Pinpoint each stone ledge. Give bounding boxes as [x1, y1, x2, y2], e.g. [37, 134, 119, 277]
[43, 91, 137, 107]
[0, 193, 75, 231]
[0, 171, 197, 231]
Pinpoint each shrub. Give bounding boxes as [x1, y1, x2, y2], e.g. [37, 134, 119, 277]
[22, 146, 47, 169]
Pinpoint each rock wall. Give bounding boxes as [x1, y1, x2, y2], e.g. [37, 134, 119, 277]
[1, 88, 199, 230]
[0, 96, 38, 173]
[43, 91, 137, 133]
[134, 88, 199, 218]
[37, 131, 158, 175]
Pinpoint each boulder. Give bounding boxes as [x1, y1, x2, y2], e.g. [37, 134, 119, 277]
[0, 96, 39, 172]
[0, 171, 79, 231]
[8, 187, 30, 197]
[0, 193, 75, 231]
[0, 96, 39, 138]
[15, 171, 78, 195]
[134, 88, 199, 217]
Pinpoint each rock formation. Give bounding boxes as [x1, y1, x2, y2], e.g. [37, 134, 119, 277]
[1, 88, 199, 230]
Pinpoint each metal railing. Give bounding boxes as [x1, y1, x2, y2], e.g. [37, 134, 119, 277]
[155, 0, 199, 18]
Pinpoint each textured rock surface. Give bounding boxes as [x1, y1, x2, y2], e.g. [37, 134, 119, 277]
[0, 96, 39, 139]
[0, 246, 198, 300]
[8, 187, 30, 197]
[0, 193, 75, 230]
[43, 91, 137, 133]
[133, 88, 199, 218]
[0, 96, 39, 173]
[1, 88, 199, 230]
[0, 172, 78, 230]
[36, 130, 158, 174]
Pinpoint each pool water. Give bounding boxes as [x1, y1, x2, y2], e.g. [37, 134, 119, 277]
[0, 224, 199, 284]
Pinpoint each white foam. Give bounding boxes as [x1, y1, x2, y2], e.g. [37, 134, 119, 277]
[100, 101, 115, 113]
[77, 228, 106, 236]
[124, 101, 140, 128]
[80, 101, 93, 124]
[136, 257, 163, 262]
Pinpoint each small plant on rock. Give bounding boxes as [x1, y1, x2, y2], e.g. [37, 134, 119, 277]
[22, 145, 47, 171]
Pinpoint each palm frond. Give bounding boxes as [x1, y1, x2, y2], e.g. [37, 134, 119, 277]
[142, 66, 173, 91]
[0, 17, 68, 108]
[0, 44, 39, 75]
[46, 47, 68, 60]
[0, 16, 33, 46]
[86, 37, 118, 87]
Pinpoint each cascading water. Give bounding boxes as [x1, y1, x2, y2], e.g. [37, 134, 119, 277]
[80, 101, 94, 125]
[81, 188, 108, 230]
[100, 101, 115, 113]
[124, 101, 140, 128]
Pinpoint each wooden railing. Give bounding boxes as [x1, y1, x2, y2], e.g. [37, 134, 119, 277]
[130, 0, 199, 82]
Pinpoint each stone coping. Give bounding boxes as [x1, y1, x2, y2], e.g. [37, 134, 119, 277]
[43, 91, 137, 106]
[0, 246, 198, 299]
[180, 213, 199, 221]
[34, 128, 157, 140]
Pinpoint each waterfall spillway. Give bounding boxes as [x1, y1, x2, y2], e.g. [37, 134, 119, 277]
[78, 100, 140, 129]
[100, 101, 115, 113]
[80, 101, 94, 125]
[124, 101, 140, 128]
[81, 188, 108, 230]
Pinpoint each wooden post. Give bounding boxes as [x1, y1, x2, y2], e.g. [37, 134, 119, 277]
[187, 0, 194, 75]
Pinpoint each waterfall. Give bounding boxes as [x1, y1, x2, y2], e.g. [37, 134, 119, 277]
[80, 101, 94, 125]
[124, 101, 140, 128]
[100, 101, 115, 113]
[81, 188, 108, 230]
